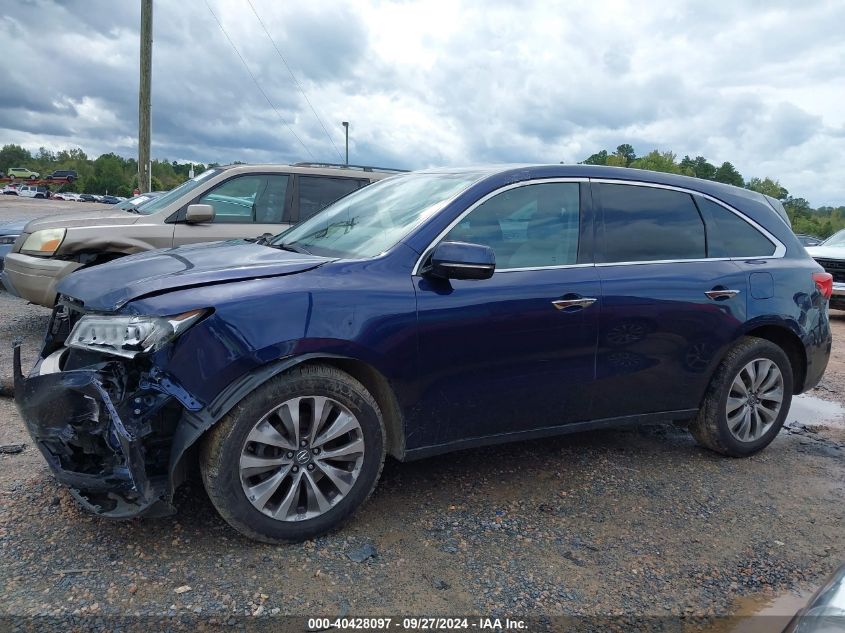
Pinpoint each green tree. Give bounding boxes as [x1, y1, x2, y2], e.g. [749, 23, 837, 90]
[581, 149, 608, 165]
[0, 144, 34, 173]
[90, 153, 126, 194]
[713, 161, 744, 187]
[630, 150, 682, 174]
[746, 177, 788, 200]
[679, 155, 716, 180]
[616, 144, 636, 166]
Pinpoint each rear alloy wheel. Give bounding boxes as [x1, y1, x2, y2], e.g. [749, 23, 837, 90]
[690, 336, 793, 457]
[200, 364, 385, 543]
[725, 359, 784, 442]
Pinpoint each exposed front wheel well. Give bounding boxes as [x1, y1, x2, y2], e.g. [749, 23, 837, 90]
[743, 326, 806, 394]
[76, 251, 128, 267]
[299, 358, 405, 460]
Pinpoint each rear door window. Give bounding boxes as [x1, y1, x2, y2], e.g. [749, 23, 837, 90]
[298, 176, 363, 221]
[695, 197, 776, 257]
[597, 183, 705, 263]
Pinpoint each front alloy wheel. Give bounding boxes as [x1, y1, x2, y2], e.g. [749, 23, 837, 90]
[240, 396, 365, 521]
[200, 364, 385, 543]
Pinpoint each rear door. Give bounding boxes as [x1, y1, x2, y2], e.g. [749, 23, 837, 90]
[591, 181, 750, 420]
[172, 174, 292, 244]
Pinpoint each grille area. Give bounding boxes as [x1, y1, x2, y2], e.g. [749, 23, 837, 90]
[814, 258, 845, 284]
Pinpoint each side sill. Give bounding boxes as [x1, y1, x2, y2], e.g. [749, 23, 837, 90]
[402, 409, 699, 461]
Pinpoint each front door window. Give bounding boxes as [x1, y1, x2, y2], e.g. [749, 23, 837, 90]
[445, 182, 580, 269]
[198, 175, 289, 224]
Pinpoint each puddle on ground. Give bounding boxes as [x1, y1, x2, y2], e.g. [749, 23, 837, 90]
[786, 394, 845, 429]
[696, 588, 815, 633]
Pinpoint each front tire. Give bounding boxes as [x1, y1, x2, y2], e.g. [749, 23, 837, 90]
[689, 336, 793, 457]
[200, 364, 385, 543]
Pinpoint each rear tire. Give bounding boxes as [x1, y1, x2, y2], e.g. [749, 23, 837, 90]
[200, 364, 385, 543]
[689, 336, 793, 457]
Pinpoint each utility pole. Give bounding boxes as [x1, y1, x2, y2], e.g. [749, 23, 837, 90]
[342, 121, 349, 165]
[138, 0, 153, 192]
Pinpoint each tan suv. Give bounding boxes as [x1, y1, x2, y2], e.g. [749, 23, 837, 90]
[2, 163, 396, 307]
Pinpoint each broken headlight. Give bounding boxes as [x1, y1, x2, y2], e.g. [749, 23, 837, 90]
[67, 310, 206, 358]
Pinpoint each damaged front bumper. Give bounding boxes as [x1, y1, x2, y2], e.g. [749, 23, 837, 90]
[13, 343, 188, 518]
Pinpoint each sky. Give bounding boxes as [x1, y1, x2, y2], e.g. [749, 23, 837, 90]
[1, 0, 844, 205]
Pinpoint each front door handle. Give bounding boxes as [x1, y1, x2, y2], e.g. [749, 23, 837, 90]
[705, 289, 741, 300]
[552, 296, 597, 311]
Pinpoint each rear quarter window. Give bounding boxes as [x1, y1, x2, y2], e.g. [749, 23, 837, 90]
[695, 197, 776, 258]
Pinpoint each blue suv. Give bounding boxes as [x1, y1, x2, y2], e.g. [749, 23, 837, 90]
[14, 165, 833, 542]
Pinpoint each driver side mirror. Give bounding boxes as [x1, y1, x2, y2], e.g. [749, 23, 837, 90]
[185, 204, 215, 224]
[428, 241, 495, 280]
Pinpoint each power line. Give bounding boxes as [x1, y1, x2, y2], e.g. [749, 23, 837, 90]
[245, 0, 344, 163]
[203, 0, 315, 160]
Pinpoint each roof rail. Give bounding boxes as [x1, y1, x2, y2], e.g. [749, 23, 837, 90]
[293, 162, 409, 174]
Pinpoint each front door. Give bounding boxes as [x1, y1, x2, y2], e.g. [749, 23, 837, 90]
[411, 180, 600, 449]
[172, 174, 291, 245]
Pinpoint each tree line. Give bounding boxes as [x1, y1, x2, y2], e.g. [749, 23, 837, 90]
[1, 142, 842, 238]
[581, 144, 844, 238]
[0, 144, 212, 198]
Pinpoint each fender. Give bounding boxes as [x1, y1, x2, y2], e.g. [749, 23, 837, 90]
[166, 352, 360, 496]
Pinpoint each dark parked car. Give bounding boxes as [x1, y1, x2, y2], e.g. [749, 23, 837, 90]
[796, 233, 823, 247]
[77, 193, 99, 202]
[45, 170, 78, 182]
[0, 219, 27, 273]
[99, 195, 121, 204]
[13, 165, 833, 543]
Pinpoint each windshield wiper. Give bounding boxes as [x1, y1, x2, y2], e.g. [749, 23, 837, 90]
[271, 241, 311, 254]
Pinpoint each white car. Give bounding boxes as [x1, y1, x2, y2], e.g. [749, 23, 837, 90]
[17, 185, 49, 199]
[806, 229, 845, 311]
[53, 192, 79, 201]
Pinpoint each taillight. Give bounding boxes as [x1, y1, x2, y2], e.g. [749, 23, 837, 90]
[813, 272, 833, 300]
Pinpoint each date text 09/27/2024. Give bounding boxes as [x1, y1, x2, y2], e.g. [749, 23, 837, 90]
[306, 618, 527, 630]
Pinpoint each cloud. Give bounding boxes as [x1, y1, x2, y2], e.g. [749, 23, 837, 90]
[0, 0, 843, 204]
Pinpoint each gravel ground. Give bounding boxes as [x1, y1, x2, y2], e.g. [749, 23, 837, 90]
[0, 193, 112, 223]
[0, 283, 843, 628]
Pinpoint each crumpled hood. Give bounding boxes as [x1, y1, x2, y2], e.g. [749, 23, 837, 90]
[25, 209, 141, 231]
[57, 240, 331, 311]
[806, 245, 845, 260]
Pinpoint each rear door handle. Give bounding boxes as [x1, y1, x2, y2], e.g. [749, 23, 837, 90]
[552, 296, 597, 311]
[705, 289, 741, 300]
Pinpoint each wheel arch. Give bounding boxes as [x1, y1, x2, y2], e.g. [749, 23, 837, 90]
[167, 353, 406, 498]
[742, 323, 807, 394]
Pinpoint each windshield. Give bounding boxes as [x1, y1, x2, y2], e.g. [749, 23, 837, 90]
[135, 168, 223, 215]
[823, 230, 845, 246]
[272, 171, 486, 258]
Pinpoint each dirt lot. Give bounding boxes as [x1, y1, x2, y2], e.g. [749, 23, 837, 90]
[0, 265, 843, 629]
[0, 193, 111, 222]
